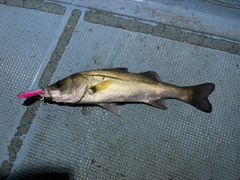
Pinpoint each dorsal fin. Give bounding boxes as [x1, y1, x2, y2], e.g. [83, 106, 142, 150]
[101, 68, 128, 73]
[138, 71, 161, 82]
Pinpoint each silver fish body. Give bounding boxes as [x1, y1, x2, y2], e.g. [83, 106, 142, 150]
[43, 68, 215, 115]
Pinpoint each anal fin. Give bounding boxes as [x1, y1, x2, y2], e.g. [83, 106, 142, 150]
[148, 99, 168, 110]
[98, 103, 120, 115]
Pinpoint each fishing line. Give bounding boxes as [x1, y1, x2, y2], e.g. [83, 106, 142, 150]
[99, 32, 122, 74]
[102, 37, 118, 68]
[62, 36, 123, 110]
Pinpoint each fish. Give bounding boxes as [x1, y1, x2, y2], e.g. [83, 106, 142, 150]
[43, 68, 215, 115]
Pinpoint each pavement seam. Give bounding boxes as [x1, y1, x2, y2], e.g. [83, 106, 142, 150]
[0, 0, 66, 14]
[84, 10, 240, 55]
[0, 9, 81, 180]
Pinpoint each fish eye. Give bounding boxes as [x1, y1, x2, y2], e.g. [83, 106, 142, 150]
[56, 81, 62, 88]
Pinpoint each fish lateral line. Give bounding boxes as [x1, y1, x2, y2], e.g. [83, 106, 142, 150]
[81, 73, 125, 81]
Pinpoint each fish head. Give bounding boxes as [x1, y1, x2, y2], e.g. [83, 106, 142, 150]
[43, 77, 75, 102]
[43, 75, 88, 103]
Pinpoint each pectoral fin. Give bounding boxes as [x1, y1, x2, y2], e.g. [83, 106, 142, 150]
[90, 80, 113, 94]
[148, 99, 168, 110]
[98, 103, 120, 115]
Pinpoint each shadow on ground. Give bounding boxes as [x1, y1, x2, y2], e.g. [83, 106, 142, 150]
[7, 166, 71, 180]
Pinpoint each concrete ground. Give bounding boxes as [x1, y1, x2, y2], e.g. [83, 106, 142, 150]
[0, 0, 239, 179]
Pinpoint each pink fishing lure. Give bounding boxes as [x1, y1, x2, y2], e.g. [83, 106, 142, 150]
[17, 89, 43, 99]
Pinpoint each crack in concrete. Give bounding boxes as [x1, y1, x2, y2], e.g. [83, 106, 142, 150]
[0, 6, 81, 180]
[39, 9, 82, 88]
[84, 10, 240, 55]
[0, 0, 66, 14]
[0, 1, 239, 179]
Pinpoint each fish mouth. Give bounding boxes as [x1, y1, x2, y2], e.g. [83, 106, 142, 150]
[43, 88, 52, 99]
[43, 87, 62, 102]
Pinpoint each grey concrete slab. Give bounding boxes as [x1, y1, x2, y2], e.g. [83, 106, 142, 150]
[0, 4, 67, 178]
[14, 19, 240, 180]
[84, 10, 240, 55]
[53, 0, 240, 41]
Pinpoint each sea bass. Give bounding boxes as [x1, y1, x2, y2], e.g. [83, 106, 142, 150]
[43, 68, 215, 115]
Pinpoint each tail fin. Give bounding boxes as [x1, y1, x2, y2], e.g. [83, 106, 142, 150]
[186, 83, 215, 113]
